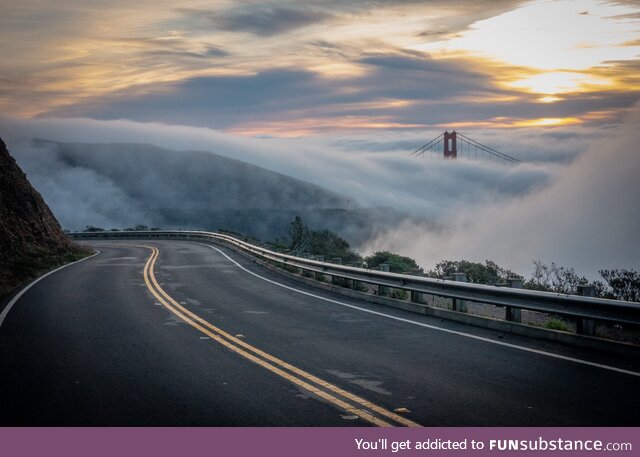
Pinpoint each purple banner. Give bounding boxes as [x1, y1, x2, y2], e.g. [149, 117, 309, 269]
[1, 428, 637, 457]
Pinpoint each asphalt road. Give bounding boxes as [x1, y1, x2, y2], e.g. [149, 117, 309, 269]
[0, 240, 638, 426]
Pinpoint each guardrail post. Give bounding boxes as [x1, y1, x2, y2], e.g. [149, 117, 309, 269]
[330, 258, 342, 286]
[67, 231, 640, 335]
[576, 285, 597, 336]
[452, 273, 467, 312]
[377, 264, 390, 296]
[409, 270, 425, 304]
[505, 278, 523, 323]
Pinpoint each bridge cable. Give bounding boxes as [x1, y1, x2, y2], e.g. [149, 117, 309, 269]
[457, 133, 520, 163]
[410, 133, 444, 156]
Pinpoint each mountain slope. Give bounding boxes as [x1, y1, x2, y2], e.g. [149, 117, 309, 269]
[15, 140, 429, 243]
[37, 139, 348, 211]
[0, 137, 86, 298]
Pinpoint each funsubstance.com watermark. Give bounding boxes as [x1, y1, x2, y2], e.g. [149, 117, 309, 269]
[355, 437, 633, 453]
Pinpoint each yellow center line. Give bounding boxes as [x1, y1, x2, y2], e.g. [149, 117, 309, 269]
[146, 246, 421, 427]
[141, 245, 419, 427]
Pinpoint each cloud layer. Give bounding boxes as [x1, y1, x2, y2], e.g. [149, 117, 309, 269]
[3, 108, 637, 278]
[2, 115, 565, 222]
[40, 52, 640, 135]
[2, 0, 639, 131]
[362, 105, 640, 278]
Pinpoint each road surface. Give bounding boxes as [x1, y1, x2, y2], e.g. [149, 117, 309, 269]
[1, 240, 638, 426]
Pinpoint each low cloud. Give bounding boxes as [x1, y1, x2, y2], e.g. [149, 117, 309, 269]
[361, 105, 640, 278]
[11, 142, 153, 230]
[2, 116, 565, 221]
[1, 111, 636, 278]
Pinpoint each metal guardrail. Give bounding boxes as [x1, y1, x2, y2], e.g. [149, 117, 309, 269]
[69, 230, 640, 331]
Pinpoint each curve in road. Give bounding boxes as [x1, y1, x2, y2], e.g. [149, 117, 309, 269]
[1, 240, 638, 426]
[142, 244, 417, 427]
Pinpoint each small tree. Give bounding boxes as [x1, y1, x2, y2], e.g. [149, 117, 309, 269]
[365, 251, 419, 274]
[288, 216, 310, 253]
[427, 259, 522, 285]
[284, 216, 361, 263]
[524, 260, 588, 294]
[84, 225, 105, 232]
[308, 229, 361, 263]
[598, 269, 640, 302]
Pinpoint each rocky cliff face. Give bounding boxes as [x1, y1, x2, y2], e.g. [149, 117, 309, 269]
[0, 137, 84, 298]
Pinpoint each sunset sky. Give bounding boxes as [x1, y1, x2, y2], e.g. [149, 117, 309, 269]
[2, 0, 640, 277]
[2, 0, 639, 136]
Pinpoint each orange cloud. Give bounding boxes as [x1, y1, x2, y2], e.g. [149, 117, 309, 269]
[226, 116, 428, 137]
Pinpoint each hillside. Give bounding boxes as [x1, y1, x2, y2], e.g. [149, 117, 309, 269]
[17, 140, 427, 243]
[0, 137, 87, 298]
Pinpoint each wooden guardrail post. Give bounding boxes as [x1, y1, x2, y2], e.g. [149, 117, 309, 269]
[410, 291, 422, 303]
[330, 258, 342, 286]
[313, 256, 325, 282]
[505, 278, 523, 323]
[576, 285, 597, 336]
[66, 231, 640, 334]
[377, 264, 390, 296]
[452, 272, 467, 312]
[409, 269, 425, 304]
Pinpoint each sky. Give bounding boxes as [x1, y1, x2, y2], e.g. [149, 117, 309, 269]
[1, 0, 639, 278]
[2, 0, 640, 131]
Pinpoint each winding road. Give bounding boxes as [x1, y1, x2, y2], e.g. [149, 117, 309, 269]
[1, 240, 638, 426]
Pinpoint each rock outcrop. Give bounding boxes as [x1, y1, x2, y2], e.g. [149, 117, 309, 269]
[0, 137, 85, 298]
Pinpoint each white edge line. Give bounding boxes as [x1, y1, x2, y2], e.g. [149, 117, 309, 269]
[0, 250, 101, 329]
[199, 243, 640, 378]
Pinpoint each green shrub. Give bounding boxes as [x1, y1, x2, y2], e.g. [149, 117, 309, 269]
[428, 259, 522, 285]
[597, 269, 640, 302]
[390, 288, 408, 300]
[1, 246, 91, 300]
[544, 319, 570, 332]
[331, 276, 350, 288]
[365, 251, 419, 274]
[285, 216, 362, 263]
[353, 281, 369, 292]
[282, 263, 299, 274]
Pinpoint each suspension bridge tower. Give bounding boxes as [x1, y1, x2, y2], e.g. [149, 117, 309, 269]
[443, 130, 457, 159]
[411, 130, 520, 164]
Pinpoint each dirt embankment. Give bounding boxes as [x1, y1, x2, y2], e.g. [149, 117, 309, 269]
[0, 137, 89, 299]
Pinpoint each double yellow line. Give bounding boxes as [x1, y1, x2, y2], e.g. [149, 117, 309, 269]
[141, 245, 420, 427]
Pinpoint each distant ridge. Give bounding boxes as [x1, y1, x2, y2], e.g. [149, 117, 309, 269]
[23, 140, 429, 243]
